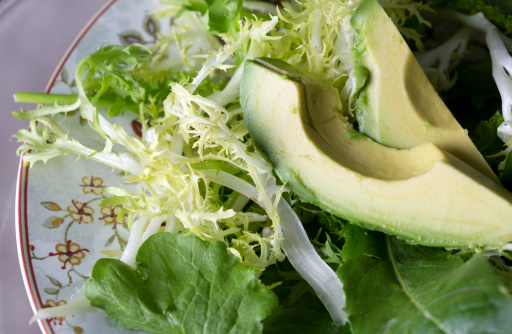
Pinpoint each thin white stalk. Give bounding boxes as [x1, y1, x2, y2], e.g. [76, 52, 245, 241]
[242, 0, 278, 16]
[120, 216, 150, 269]
[170, 132, 185, 155]
[209, 63, 245, 106]
[231, 193, 251, 211]
[142, 216, 166, 241]
[311, 9, 323, 54]
[440, 9, 512, 154]
[276, 199, 347, 324]
[417, 26, 473, 69]
[30, 294, 96, 324]
[211, 170, 348, 324]
[164, 215, 179, 233]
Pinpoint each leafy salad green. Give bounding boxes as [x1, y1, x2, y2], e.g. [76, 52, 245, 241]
[13, 0, 512, 332]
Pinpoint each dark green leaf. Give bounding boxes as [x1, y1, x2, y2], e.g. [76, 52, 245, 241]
[260, 263, 349, 334]
[340, 223, 382, 262]
[472, 111, 504, 153]
[339, 228, 512, 334]
[499, 150, 512, 188]
[440, 58, 501, 132]
[263, 292, 350, 334]
[84, 232, 278, 334]
[472, 111, 506, 173]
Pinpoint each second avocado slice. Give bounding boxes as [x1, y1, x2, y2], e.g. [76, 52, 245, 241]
[351, 0, 499, 183]
[240, 57, 512, 248]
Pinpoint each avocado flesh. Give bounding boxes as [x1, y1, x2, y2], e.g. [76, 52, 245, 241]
[241, 58, 512, 248]
[351, 0, 499, 183]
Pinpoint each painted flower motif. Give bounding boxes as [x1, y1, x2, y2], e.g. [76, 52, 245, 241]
[43, 299, 67, 325]
[80, 176, 105, 195]
[100, 205, 126, 228]
[67, 200, 94, 224]
[49, 240, 89, 269]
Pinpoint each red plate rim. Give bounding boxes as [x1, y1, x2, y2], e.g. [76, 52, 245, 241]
[15, 1, 117, 333]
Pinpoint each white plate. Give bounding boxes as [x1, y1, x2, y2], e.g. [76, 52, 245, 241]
[16, 1, 171, 332]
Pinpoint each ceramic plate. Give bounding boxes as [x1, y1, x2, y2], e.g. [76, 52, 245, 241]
[16, 1, 172, 332]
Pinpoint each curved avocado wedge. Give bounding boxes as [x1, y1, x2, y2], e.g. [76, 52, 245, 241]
[351, 0, 499, 183]
[240, 57, 512, 248]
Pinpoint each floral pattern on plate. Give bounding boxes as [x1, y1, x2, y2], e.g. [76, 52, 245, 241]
[16, 0, 172, 333]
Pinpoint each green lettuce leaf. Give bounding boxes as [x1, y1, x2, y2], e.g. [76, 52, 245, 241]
[262, 292, 350, 334]
[84, 232, 278, 334]
[472, 111, 506, 172]
[260, 263, 349, 334]
[338, 226, 512, 334]
[163, 0, 243, 34]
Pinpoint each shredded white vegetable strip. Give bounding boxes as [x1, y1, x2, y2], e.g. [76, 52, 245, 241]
[30, 294, 95, 324]
[211, 171, 348, 323]
[438, 10, 512, 163]
[120, 216, 150, 269]
[417, 26, 473, 91]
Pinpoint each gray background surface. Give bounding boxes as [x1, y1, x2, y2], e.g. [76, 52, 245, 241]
[0, 1, 108, 332]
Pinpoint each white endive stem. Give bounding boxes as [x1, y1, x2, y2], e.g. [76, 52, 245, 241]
[120, 216, 150, 269]
[30, 293, 96, 324]
[211, 170, 348, 324]
[142, 216, 166, 242]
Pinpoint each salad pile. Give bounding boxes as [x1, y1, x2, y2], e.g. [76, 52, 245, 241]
[13, 0, 512, 332]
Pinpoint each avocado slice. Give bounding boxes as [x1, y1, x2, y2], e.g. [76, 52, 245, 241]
[240, 57, 512, 248]
[351, 0, 499, 183]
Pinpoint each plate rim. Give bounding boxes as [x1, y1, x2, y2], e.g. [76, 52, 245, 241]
[15, 1, 118, 333]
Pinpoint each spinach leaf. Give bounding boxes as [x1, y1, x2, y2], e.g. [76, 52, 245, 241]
[260, 262, 349, 334]
[339, 226, 512, 334]
[84, 232, 278, 334]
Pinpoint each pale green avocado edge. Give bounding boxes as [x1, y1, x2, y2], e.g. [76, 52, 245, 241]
[240, 57, 512, 249]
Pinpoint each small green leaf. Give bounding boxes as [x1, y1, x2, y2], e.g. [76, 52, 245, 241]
[169, 0, 244, 34]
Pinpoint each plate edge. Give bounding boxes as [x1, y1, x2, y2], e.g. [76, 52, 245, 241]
[15, 1, 118, 333]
